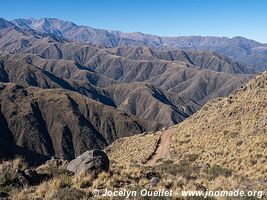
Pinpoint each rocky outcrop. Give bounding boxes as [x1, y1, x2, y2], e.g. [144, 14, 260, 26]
[67, 150, 109, 175]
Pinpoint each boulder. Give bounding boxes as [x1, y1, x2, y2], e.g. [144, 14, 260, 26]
[67, 150, 109, 175]
[149, 177, 160, 187]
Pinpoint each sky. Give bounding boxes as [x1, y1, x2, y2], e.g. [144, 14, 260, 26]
[1, 0, 266, 43]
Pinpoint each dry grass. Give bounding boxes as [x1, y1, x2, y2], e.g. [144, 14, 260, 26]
[105, 131, 161, 164]
[11, 161, 162, 199]
[5, 156, 267, 199]
[0, 158, 28, 195]
[170, 71, 267, 192]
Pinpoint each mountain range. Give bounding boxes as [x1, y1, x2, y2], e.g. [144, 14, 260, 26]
[0, 17, 258, 160]
[11, 17, 267, 71]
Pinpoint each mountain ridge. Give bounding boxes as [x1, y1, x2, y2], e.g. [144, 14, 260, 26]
[11, 17, 267, 71]
[0, 21, 254, 125]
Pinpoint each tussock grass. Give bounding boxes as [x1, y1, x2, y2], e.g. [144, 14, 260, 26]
[105, 132, 161, 164]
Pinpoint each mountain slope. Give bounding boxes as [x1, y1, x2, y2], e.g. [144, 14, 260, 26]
[0, 18, 15, 29]
[12, 18, 140, 47]
[161, 36, 267, 71]
[2, 72, 263, 199]
[107, 46, 255, 74]
[170, 71, 267, 190]
[0, 83, 161, 160]
[106, 82, 200, 126]
[2, 71, 265, 197]
[0, 51, 199, 125]
[0, 51, 116, 106]
[105, 71, 267, 193]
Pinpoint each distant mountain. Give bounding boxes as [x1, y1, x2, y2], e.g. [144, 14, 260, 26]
[161, 36, 267, 71]
[0, 21, 253, 126]
[107, 46, 255, 74]
[12, 18, 140, 47]
[0, 17, 15, 29]
[12, 17, 267, 71]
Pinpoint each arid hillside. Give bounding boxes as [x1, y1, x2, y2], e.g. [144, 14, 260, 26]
[170, 71, 267, 191]
[106, 71, 267, 193]
[0, 83, 161, 160]
[2, 71, 265, 200]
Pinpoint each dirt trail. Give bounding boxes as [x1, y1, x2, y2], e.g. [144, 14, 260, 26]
[146, 127, 176, 166]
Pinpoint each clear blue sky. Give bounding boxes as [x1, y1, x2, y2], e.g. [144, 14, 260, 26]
[1, 0, 266, 43]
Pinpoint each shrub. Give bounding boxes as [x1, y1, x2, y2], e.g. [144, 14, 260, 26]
[205, 165, 232, 180]
[50, 187, 86, 200]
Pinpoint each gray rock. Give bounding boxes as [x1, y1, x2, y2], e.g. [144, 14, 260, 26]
[149, 177, 160, 187]
[67, 150, 109, 175]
